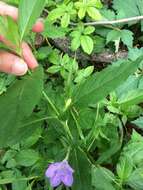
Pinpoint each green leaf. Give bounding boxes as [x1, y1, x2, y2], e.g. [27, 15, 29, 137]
[70, 31, 81, 38]
[132, 117, 143, 129]
[42, 21, 66, 39]
[113, 0, 143, 33]
[106, 29, 121, 52]
[80, 35, 94, 54]
[74, 2, 83, 9]
[81, 66, 94, 77]
[0, 176, 37, 185]
[101, 9, 116, 20]
[96, 121, 121, 164]
[127, 168, 143, 190]
[121, 29, 133, 48]
[78, 7, 86, 19]
[21, 127, 42, 148]
[13, 116, 43, 146]
[75, 66, 94, 83]
[121, 130, 143, 167]
[128, 48, 143, 61]
[0, 67, 44, 148]
[115, 75, 139, 98]
[71, 37, 81, 51]
[106, 30, 121, 44]
[61, 13, 70, 28]
[93, 35, 105, 53]
[36, 46, 52, 60]
[47, 65, 61, 74]
[72, 56, 143, 109]
[117, 156, 133, 183]
[92, 166, 116, 190]
[117, 89, 143, 106]
[87, 7, 102, 20]
[47, 8, 65, 21]
[15, 149, 39, 167]
[12, 180, 28, 190]
[70, 148, 92, 190]
[0, 16, 20, 52]
[84, 26, 95, 35]
[70, 30, 81, 51]
[19, 0, 46, 40]
[87, 0, 103, 8]
[1, 150, 17, 164]
[137, 0, 143, 31]
[113, 0, 140, 18]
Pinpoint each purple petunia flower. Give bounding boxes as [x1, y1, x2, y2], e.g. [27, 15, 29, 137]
[45, 160, 74, 187]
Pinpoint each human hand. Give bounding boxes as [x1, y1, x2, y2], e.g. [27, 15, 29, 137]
[0, 1, 44, 76]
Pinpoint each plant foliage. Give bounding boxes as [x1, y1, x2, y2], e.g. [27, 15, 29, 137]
[0, 0, 143, 190]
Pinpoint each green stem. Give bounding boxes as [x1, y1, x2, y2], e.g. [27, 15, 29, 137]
[60, 120, 73, 140]
[87, 104, 100, 151]
[65, 56, 76, 98]
[70, 16, 143, 26]
[87, 128, 99, 152]
[42, 91, 60, 116]
[95, 103, 100, 121]
[71, 108, 85, 142]
[64, 147, 71, 160]
[43, 91, 73, 140]
[21, 116, 57, 127]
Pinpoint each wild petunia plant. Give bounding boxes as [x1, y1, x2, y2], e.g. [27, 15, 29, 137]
[1, 0, 143, 190]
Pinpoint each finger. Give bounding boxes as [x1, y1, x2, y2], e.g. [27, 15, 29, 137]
[0, 37, 38, 70]
[32, 19, 44, 33]
[0, 1, 18, 20]
[0, 51, 28, 75]
[0, 1, 44, 32]
[22, 42, 38, 69]
[0, 35, 16, 49]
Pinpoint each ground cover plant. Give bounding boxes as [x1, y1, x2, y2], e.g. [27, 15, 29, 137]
[1, 0, 143, 189]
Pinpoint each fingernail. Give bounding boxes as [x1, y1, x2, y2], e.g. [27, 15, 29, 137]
[11, 59, 28, 76]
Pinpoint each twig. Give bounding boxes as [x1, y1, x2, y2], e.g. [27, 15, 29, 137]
[70, 15, 143, 26]
[51, 37, 128, 63]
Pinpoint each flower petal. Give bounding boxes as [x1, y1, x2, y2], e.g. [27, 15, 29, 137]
[63, 161, 74, 173]
[50, 174, 61, 187]
[61, 173, 73, 187]
[45, 162, 61, 178]
[45, 160, 74, 188]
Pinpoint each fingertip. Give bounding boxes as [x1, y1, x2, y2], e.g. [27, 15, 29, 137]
[0, 51, 28, 76]
[0, 2, 18, 20]
[32, 19, 44, 33]
[22, 42, 38, 69]
[11, 59, 28, 76]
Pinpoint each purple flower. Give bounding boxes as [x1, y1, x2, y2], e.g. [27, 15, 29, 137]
[45, 160, 74, 187]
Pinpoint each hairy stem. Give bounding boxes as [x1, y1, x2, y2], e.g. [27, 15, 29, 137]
[42, 91, 60, 116]
[70, 15, 143, 26]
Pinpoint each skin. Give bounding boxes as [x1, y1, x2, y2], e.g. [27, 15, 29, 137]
[0, 1, 44, 76]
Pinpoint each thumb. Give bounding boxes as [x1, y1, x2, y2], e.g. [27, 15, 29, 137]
[0, 51, 28, 75]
